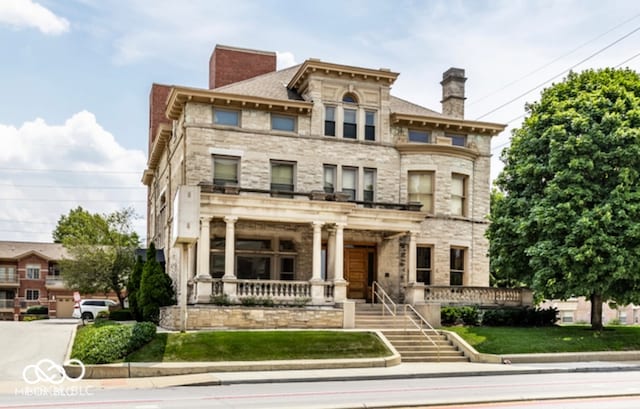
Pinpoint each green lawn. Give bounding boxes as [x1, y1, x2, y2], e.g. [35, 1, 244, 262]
[126, 330, 391, 362]
[447, 325, 640, 354]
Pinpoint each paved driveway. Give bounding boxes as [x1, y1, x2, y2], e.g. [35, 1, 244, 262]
[0, 319, 77, 381]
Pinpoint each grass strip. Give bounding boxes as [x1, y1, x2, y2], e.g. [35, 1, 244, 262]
[126, 330, 391, 362]
[447, 325, 640, 354]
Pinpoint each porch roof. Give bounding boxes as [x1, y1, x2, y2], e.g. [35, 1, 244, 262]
[200, 192, 425, 232]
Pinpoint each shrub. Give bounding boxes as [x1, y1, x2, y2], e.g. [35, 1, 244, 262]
[129, 322, 157, 351]
[26, 305, 48, 315]
[109, 309, 134, 321]
[139, 242, 175, 324]
[210, 293, 232, 306]
[441, 306, 461, 326]
[289, 297, 311, 308]
[96, 311, 110, 321]
[23, 315, 49, 321]
[71, 321, 157, 364]
[481, 306, 558, 327]
[240, 297, 275, 307]
[459, 306, 480, 326]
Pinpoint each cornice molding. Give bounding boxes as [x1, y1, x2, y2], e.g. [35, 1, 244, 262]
[165, 86, 313, 120]
[391, 113, 506, 136]
[396, 143, 481, 160]
[288, 59, 399, 91]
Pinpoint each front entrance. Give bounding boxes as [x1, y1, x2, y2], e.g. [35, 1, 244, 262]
[344, 245, 376, 301]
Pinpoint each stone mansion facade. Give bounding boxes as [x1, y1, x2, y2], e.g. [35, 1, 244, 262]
[143, 45, 511, 321]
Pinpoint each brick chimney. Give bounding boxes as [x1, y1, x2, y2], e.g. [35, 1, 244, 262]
[148, 83, 171, 153]
[209, 45, 277, 89]
[441, 67, 466, 119]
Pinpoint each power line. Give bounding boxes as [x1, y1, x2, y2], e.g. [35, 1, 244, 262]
[476, 24, 640, 120]
[469, 12, 640, 106]
[0, 198, 146, 203]
[615, 50, 640, 67]
[0, 167, 142, 175]
[0, 183, 145, 190]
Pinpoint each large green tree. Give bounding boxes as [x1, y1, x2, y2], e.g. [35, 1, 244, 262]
[53, 206, 140, 307]
[488, 68, 640, 330]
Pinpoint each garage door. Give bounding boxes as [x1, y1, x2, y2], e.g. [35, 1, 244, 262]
[56, 297, 75, 318]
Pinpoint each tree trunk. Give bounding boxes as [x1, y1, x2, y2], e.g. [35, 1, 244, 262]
[590, 293, 603, 331]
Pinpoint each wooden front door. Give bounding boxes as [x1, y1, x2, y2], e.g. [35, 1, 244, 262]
[345, 246, 376, 300]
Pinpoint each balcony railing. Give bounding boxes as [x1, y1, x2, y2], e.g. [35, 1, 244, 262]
[199, 182, 422, 212]
[45, 277, 65, 289]
[0, 274, 19, 285]
[0, 299, 14, 309]
[424, 286, 533, 307]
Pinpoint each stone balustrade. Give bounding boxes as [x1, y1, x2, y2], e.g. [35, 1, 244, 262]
[424, 286, 533, 307]
[209, 279, 335, 304]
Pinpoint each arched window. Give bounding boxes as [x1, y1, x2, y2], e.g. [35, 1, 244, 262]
[342, 93, 358, 104]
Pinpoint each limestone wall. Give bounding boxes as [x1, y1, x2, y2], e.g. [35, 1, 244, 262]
[160, 305, 344, 330]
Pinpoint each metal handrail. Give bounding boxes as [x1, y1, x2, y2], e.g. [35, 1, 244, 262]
[404, 304, 440, 362]
[371, 281, 397, 316]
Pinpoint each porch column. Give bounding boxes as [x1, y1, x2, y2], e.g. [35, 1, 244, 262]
[311, 221, 324, 281]
[222, 216, 238, 299]
[327, 226, 336, 280]
[195, 217, 212, 303]
[223, 216, 238, 279]
[333, 222, 347, 302]
[408, 231, 417, 283]
[405, 231, 424, 305]
[197, 217, 211, 277]
[310, 221, 325, 305]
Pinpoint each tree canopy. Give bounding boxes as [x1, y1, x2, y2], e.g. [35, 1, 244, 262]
[54, 206, 140, 306]
[488, 68, 640, 330]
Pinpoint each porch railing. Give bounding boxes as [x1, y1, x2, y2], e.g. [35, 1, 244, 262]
[209, 279, 334, 303]
[372, 281, 397, 316]
[403, 304, 440, 362]
[0, 273, 18, 285]
[424, 286, 532, 307]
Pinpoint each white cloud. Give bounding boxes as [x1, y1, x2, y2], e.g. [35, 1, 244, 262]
[0, 0, 69, 35]
[0, 112, 147, 243]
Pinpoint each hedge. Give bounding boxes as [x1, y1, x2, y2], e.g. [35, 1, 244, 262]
[71, 321, 157, 364]
[441, 306, 558, 327]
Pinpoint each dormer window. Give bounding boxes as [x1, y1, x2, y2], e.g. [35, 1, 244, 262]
[446, 133, 467, 147]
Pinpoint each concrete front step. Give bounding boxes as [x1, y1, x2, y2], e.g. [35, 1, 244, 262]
[402, 356, 470, 363]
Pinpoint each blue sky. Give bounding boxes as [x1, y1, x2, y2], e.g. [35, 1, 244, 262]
[1, 0, 639, 243]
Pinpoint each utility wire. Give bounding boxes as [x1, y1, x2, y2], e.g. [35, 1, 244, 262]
[469, 12, 640, 106]
[476, 24, 640, 120]
[0, 183, 144, 190]
[0, 167, 142, 174]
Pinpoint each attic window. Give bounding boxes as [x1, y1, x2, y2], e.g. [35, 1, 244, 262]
[342, 93, 358, 104]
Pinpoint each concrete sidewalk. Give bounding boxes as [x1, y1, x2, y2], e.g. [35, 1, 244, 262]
[3, 359, 640, 394]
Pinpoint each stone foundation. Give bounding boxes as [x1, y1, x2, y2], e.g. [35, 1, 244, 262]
[160, 305, 344, 330]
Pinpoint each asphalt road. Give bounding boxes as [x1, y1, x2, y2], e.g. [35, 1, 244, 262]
[1, 371, 639, 408]
[0, 319, 77, 382]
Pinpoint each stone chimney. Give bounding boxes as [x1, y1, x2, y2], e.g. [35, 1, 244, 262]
[440, 67, 466, 119]
[209, 45, 277, 89]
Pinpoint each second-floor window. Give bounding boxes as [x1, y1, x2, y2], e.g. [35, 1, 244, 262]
[271, 161, 295, 196]
[363, 168, 375, 202]
[26, 265, 40, 280]
[26, 289, 39, 300]
[342, 167, 357, 200]
[408, 171, 434, 213]
[451, 174, 467, 216]
[213, 156, 239, 186]
[323, 165, 336, 193]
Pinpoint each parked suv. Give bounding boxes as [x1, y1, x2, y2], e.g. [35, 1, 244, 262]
[72, 299, 118, 320]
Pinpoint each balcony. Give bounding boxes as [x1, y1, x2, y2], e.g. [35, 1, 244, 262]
[0, 299, 14, 310]
[424, 286, 533, 307]
[45, 277, 65, 290]
[0, 273, 19, 288]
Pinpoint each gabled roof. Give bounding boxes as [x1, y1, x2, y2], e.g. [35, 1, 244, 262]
[0, 241, 67, 261]
[214, 64, 304, 101]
